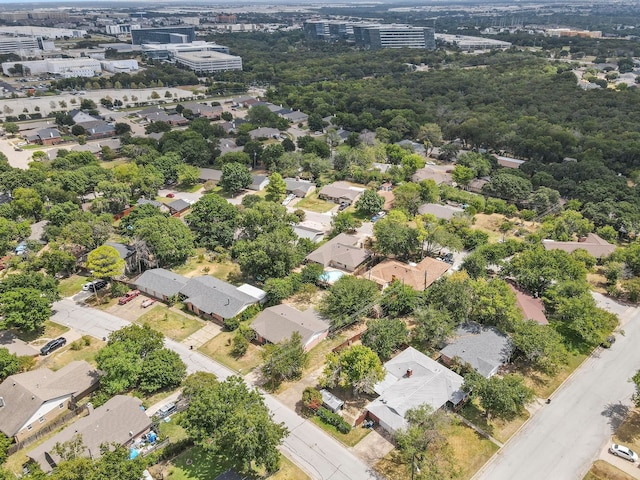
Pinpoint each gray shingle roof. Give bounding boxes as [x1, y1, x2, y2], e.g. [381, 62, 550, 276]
[135, 268, 188, 298]
[251, 305, 328, 347]
[168, 198, 191, 212]
[29, 395, 150, 472]
[439, 323, 513, 378]
[105, 241, 135, 260]
[136, 198, 164, 209]
[181, 276, 258, 319]
[284, 178, 315, 196]
[0, 361, 100, 438]
[305, 233, 370, 271]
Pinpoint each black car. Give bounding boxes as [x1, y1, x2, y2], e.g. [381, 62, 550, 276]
[40, 337, 67, 355]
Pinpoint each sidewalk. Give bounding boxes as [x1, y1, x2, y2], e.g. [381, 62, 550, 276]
[180, 322, 222, 350]
[597, 443, 640, 479]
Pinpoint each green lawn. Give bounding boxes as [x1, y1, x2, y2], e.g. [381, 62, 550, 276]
[458, 400, 529, 444]
[521, 351, 588, 399]
[157, 413, 189, 443]
[136, 305, 205, 342]
[14, 320, 69, 343]
[58, 274, 90, 297]
[45, 338, 106, 371]
[310, 416, 371, 447]
[584, 460, 635, 480]
[295, 192, 335, 213]
[199, 331, 263, 374]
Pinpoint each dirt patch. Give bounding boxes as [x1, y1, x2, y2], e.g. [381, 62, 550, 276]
[472, 213, 539, 240]
[614, 409, 640, 453]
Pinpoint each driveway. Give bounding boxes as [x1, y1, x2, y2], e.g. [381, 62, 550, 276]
[473, 295, 640, 480]
[51, 298, 379, 480]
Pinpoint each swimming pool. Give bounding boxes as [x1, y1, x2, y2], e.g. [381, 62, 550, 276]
[319, 270, 345, 284]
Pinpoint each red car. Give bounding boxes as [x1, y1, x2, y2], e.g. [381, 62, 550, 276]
[118, 290, 140, 305]
[166, 193, 175, 198]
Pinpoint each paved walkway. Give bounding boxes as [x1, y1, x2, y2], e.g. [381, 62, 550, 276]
[180, 322, 222, 349]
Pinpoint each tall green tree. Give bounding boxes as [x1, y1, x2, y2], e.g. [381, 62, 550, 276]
[321, 345, 385, 395]
[0, 348, 20, 381]
[135, 215, 194, 267]
[412, 307, 456, 350]
[220, 162, 252, 194]
[362, 318, 409, 360]
[319, 276, 379, 330]
[265, 172, 286, 203]
[261, 331, 309, 388]
[0, 288, 52, 332]
[355, 189, 385, 216]
[86, 245, 125, 280]
[138, 348, 187, 393]
[181, 375, 288, 474]
[186, 193, 239, 249]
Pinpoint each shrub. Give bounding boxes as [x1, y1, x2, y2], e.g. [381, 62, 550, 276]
[110, 282, 128, 297]
[82, 335, 92, 346]
[302, 387, 323, 413]
[316, 407, 351, 434]
[70, 340, 83, 351]
[224, 317, 240, 331]
[231, 332, 248, 357]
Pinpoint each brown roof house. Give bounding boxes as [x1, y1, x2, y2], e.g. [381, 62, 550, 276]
[318, 182, 364, 205]
[0, 361, 100, 442]
[411, 165, 453, 185]
[366, 347, 466, 433]
[508, 283, 548, 325]
[364, 257, 450, 291]
[305, 233, 371, 272]
[285, 178, 316, 198]
[542, 233, 616, 259]
[252, 304, 329, 351]
[28, 395, 151, 472]
[440, 323, 514, 378]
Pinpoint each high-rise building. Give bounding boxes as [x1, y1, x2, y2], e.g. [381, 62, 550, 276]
[354, 25, 435, 50]
[131, 26, 196, 45]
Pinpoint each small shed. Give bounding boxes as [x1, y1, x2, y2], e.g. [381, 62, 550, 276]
[320, 389, 344, 413]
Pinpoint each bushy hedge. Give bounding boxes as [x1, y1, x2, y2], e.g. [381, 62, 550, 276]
[316, 407, 351, 434]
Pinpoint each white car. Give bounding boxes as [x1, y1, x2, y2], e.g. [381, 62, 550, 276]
[610, 443, 638, 462]
[282, 194, 295, 206]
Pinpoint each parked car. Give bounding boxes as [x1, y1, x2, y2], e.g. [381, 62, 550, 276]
[610, 444, 638, 462]
[338, 202, 348, 211]
[155, 402, 177, 419]
[282, 193, 295, 206]
[166, 193, 175, 198]
[118, 290, 140, 305]
[601, 335, 616, 348]
[82, 279, 107, 292]
[141, 298, 156, 308]
[40, 337, 66, 355]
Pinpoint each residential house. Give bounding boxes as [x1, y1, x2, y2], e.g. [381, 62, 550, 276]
[0, 331, 38, 357]
[182, 102, 222, 119]
[249, 127, 280, 140]
[249, 174, 269, 191]
[218, 138, 242, 155]
[136, 106, 163, 118]
[305, 233, 371, 272]
[372, 162, 391, 174]
[136, 198, 169, 213]
[99, 137, 122, 152]
[366, 347, 466, 433]
[495, 155, 526, 169]
[508, 283, 548, 325]
[439, 323, 514, 378]
[199, 168, 223, 184]
[541, 233, 616, 259]
[180, 275, 266, 324]
[411, 165, 453, 185]
[377, 183, 395, 211]
[76, 120, 115, 139]
[418, 203, 464, 220]
[468, 178, 489, 194]
[0, 361, 100, 442]
[105, 241, 137, 275]
[364, 257, 450, 291]
[231, 95, 256, 107]
[68, 110, 100, 124]
[318, 182, 363, 205]
[320, 389, 344, 413]
[136, 268, 267, 323]
[284, 178, 316, 198]
[282, 110, 308, 123]
[70, 143, 101, 155]
[167, 198, 191, 215]
[26, 128, 61, 146]
[28, 396, 151, 473]
[135, 268, 188, 301]
[293, 224, 325, 243]
[251, 304, 329, 351]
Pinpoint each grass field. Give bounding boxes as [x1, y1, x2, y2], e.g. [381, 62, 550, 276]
[310, 416, 371, 447]
[614, 408, 640, 454]
[295, 192, 335, 213]
[521, 351, 588, 399]
[376, 418, 498, 480]
[459, 400, 529, 444]
[58, 274, 90, 297]
[174, 252, 241, 282]
[199, 331, 263, 374]
[14, 320, 69, 343]
[44, 338, 106, 370]
[136, 305, 204, 342]
[583, 460, 635, 480]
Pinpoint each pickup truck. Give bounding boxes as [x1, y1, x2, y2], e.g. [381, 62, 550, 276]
[118, 290, 140, 305]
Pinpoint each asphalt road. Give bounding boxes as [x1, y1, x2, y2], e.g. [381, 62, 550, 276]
[474, 295, 640, 480]
[52, 297, 379, 480]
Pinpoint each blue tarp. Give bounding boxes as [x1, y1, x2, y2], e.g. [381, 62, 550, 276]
[129, 448, 139, 460]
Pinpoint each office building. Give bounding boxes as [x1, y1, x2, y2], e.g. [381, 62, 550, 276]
[142, 41, 229, 61]
[2, 58, 101, 77]
[436, 34, 512, 51]
[353, 24, 435, 50]
[105, 24, 141, 35]
[100, 59, 139, 73]
[174, 51, 242, 73]
[131, 26, 196, 45]
[303, 20, 352, 41]
[0, 36, 41, 57]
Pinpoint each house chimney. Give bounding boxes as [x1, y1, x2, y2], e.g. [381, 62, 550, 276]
[406, 368, 413, 378]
